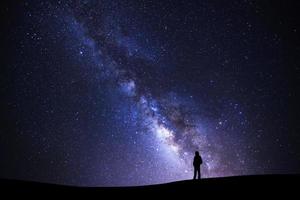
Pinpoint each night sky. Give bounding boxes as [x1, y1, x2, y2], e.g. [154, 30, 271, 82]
[1, 0, 299, 186]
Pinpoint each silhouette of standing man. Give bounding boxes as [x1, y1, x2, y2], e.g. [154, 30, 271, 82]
[193, 151, 202, 180]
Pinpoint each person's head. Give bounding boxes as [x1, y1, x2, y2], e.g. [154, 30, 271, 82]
[195, 151, 199, 156]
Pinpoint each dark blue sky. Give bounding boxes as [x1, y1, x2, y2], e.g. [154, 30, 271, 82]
[1, 0, 299, 186]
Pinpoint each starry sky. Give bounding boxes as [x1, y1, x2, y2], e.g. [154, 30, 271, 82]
[0, 0, 299, 186]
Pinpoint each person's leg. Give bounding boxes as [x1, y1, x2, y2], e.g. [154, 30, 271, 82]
[198, 168, 201, 179]
[193, 167, 196, 179]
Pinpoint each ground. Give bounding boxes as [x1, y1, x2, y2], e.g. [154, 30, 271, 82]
[1, 174, 298, 198]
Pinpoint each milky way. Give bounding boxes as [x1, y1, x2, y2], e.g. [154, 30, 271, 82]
[1, 0, 299, 186]
[64, 2, 246, 181]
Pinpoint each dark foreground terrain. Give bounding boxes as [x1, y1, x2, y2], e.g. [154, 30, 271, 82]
[0, 174, 299, 197]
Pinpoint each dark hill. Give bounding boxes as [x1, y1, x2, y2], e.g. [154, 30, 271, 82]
[0, 174, 299, 197]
